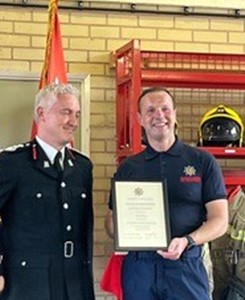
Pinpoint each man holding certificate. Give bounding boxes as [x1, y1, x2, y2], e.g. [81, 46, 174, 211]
[105, 87, 228, 300]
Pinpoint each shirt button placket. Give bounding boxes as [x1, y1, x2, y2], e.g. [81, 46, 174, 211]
[160, 154, 167, 179]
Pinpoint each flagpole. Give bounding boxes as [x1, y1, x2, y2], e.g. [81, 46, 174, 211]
[31, 0, 67, 138]
[39, 0, 58, 89]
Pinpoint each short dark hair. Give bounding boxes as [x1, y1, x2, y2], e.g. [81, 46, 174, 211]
[138, 87, 175, 112]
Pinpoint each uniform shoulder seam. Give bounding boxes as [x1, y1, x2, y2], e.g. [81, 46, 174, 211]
[0, 142, 31, 154]
[69, 148, 91, 161]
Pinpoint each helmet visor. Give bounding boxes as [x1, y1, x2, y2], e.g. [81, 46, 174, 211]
[201, 117, 241, 146]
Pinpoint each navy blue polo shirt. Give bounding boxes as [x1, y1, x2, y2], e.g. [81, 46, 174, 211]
[109, 138, 227, 238]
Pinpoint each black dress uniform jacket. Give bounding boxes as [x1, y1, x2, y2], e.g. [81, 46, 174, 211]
[0, 140, 95, 300]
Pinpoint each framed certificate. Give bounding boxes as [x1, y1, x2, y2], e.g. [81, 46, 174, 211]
[112, 180, 171, 251]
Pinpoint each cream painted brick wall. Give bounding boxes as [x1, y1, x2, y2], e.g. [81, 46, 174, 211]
[175, 42, 209, 52]
[91, 115, 108, 127]
[91, 75, 115, 88]
[141, 40, 175, 51]
[108, 14, 138, 26]
[33, 11, 69, 23]
[13, 48, 45, 60]
[106, 165, 116, 177]
[94, 166, 106, 179]
[175, 18, 209, 30]
[91, 26, 120, 38]
[31, 61, 46, 73]
[0, 48, 11, 59]
[71, 13, 107, 25]
[107, 38, 133, 51]
[62, 24, 89, 37]
[89, 52, 112, 64]
[91, 101, 115, 114]
[91, 127, 115, 140]
[158, 28, 192, 41]
[0, 60, 29, 71]
[32, 36, 68, 48]
[210, 19, 244, 31]
[70, 37, 106, 50]
[0, 10, 31, 21]
[193, 30, 227, 43]
[92, 153, 115, 165]
[105, 89, 116, 101]
[229, 32, 245, 43]
[65, 50, 88, 62]
[122, 27, 157, 39]
[139, 16, 174, 28]
[0, 34, 30, 47]
[94, 191, 107, 204]
[70, 63, 105, 75]
[210, 43, 244, 53]
[91, 88, 106, 101]
[14, 22, 47, 35]
[0, 21, 13, 33]
[1, 6, 245, 299]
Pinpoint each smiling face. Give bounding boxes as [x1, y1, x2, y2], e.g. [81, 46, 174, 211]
[138, 90, 176, 149]
[37, 93, 80, 150]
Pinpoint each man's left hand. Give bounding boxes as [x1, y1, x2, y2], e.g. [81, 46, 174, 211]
[157, 237, 188, 260]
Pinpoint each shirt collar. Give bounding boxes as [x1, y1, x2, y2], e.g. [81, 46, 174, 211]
[144, 136, 184, 160]
[35, 136, 66, 164]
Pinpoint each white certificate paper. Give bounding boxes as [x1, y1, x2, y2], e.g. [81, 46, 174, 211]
[112, 180, 171, 251]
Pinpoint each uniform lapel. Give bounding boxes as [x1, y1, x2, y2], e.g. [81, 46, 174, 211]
[63, 148, 76, 178]
[32, 140, 58, 179]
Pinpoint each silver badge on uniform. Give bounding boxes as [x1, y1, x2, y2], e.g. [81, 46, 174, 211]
[43, 161, 50, 168]
[68, 159, 74, 167]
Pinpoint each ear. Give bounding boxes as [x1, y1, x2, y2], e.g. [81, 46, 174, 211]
[137, 112, 143, 126]
[173, 108, 177, 119]
[36, 106, 45, 121]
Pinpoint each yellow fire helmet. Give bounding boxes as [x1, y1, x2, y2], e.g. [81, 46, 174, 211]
[198, 105, 244, 147]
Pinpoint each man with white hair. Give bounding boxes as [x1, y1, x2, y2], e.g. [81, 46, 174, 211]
[0, 83, 95, 300]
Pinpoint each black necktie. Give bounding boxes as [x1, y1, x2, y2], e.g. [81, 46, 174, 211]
[54, 151, 63, 174]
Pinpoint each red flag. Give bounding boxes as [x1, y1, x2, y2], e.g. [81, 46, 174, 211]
[31, 0, 67, 138]
[100, 253, 125, 300]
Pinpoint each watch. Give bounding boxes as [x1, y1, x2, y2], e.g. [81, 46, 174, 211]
[185, 235, 196, 250]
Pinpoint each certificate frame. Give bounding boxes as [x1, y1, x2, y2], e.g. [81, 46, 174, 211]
[112, 179, 171, 251]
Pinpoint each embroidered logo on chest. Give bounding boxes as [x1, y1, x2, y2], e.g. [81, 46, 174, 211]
[180, 165, 201, 183]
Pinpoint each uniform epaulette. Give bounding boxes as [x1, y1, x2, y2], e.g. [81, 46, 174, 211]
[69, 147, 90, 161]
[0, 142, 31, 154]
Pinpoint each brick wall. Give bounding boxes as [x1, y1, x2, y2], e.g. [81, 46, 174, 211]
[1, 5, 245, 299]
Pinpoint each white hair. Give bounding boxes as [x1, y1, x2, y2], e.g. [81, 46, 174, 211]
[34, 83, 80, 121]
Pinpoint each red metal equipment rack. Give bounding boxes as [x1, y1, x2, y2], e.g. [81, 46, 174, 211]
[115, 39, 245, 187]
